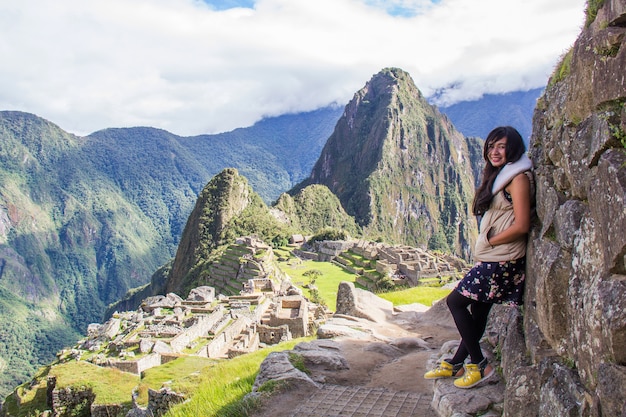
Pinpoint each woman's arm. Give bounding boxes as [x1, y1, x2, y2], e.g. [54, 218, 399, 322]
[487, 173, 531, 247]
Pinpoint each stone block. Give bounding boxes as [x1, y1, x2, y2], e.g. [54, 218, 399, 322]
[596, 362, 626, 417]
[537, 361, 593, 416]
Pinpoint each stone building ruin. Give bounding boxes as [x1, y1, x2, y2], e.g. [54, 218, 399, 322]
[65, 280, 322, 378]
[297, 239, 469, 290]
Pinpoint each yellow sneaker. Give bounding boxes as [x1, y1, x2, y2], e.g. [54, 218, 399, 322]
[424, 360, 463, 379]
[453, 359, 494, 389]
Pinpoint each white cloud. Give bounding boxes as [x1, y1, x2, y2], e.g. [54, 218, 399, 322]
[0, 0, 586, 136]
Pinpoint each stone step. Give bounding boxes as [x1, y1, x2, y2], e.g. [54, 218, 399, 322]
[291, 385, 435, 417]
[225, 245, 252, 256]
[221, 283, 243, 295]
[355, 276, 375, 290]
[209, 271, 235, 283]
[363, 269, 382, 280]
[335, 256, 351, 266]
[211, 262, 239, 272]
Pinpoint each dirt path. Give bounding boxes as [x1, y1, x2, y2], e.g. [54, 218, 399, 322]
[250, 301, 459, 417]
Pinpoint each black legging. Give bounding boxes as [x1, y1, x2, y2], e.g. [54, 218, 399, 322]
[446, 290, 493, 365]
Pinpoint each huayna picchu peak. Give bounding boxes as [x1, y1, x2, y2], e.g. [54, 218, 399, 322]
[294, 68, 481, 260]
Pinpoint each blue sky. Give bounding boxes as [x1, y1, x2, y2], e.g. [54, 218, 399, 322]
[202, 0, 256, 11]
[0, 0, 586, 136]
[202, 0, 435, 17]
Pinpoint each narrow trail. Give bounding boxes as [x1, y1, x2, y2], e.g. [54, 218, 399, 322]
[250, 302, 461, 417]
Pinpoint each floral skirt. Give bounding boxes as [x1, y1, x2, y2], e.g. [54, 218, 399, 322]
[455, 257, 526, 306]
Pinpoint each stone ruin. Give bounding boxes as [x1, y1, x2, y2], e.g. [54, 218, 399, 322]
[46, 375, 185, 417]
[329, 239, 468, 289]
[48, 282, 326, 416]
[292, 238, 468, 290]
[46, 235, 466, 416]
[303, 239, 356, 261]
[205, 236, 286, 296]
[61, 283, 326, 377]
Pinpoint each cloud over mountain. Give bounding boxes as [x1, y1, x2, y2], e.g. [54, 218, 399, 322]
[0, 0, 585, 136]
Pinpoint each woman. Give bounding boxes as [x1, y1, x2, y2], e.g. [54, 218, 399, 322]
[424, 126, 534, 389]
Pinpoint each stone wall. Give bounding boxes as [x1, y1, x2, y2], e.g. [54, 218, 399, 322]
[147, 387, 185, 417]
[311, 240, 355, 261]
[268, 296, 308, 338]
[253, 298, 273, 321]
[169, 308, 224, 352]
[351, 239, 382, 259]
[495, 2, 626, 416]
[47, 376, 96, 417]
[257, 323, 292, 344]
[204, 316, 252, 358]
[228, 327, 260, 358]
[108, 352, 162, 375]
[91, 404, 126, 417]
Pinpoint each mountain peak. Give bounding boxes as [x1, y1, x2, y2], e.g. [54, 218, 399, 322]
[166, 168, 254, 293]
[296, 68, 479, 259]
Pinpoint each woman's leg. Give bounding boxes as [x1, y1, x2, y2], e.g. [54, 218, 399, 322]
[449, 340, 468, 365]
[446, 290, 492, 364]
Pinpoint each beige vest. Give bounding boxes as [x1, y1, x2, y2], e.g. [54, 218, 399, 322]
[473, 172, 533, 262]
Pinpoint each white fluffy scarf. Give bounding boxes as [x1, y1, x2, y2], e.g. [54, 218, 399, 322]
[491, 154, 533, 194]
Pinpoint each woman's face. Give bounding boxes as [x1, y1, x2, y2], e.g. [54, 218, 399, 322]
[487, 137, 507, 167]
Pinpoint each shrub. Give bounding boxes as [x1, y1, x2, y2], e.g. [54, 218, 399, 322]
[585, 0, 605, 27]
[550, 49, 573, 85]
[288, 353, 310, 375]
[302, 269, 323, 284]
[308, 228, 348, 243]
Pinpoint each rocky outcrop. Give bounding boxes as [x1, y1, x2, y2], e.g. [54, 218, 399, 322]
[252, 350, 321, 392]
[495, 2, 626, 416]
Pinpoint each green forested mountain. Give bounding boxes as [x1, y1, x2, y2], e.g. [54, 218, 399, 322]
[294, 68, 481, 259]
[273, 184, 360, 237]
[88, 105, 345, 206]
[0, 108, 341, 397]
[0, 113, 170, 396]
[164, 168, 292, 295]
[179, 107, 346, 201]
[110, 170, 360, 306]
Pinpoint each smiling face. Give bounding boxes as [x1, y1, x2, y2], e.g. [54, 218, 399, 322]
[487, 137, 508, 168]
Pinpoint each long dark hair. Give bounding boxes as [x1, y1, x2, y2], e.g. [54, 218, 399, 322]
[472, 126, 526, 216]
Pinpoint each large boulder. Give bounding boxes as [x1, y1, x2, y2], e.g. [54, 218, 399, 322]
[186, 286, 215, 302]
[335, 281, 393, 323]
[251, 351, 319, 392]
